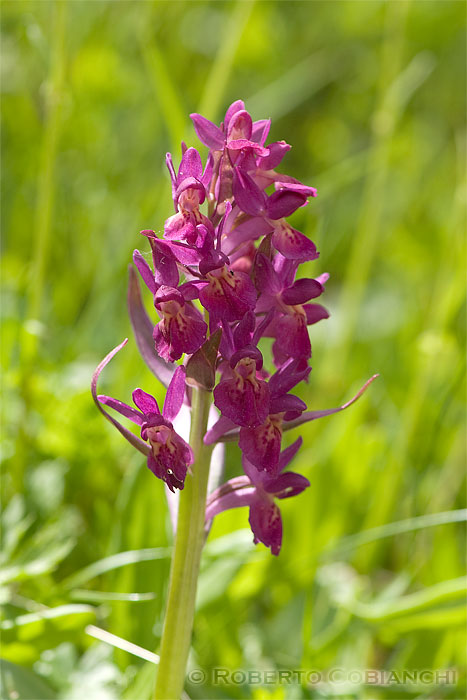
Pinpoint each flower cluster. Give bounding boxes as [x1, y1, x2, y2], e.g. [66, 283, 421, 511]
[92, 100, 376, 554]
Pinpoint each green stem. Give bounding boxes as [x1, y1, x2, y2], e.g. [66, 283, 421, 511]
[154, 387, 213, 700]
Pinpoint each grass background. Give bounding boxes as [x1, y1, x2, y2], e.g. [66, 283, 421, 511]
[1, 1, 466, 698]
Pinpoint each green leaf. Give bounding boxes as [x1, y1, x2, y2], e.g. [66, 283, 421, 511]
[0, 659, 56, 700]
[350, 577, 467, 621]
[62, 547, 172, 589]
[1, 604, 96, 635]
[323, 509, 467, 558]
[1, 605, 97, 663]
[0, 513, 78, 585]
[69, 590, 156, 603]
[381, 605, 467, 633]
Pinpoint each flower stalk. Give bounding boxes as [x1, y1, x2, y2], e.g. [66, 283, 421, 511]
[154, 386, 213, 700]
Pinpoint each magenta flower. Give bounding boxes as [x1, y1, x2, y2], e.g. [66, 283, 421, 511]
[153, 285, 207, 362]
[206, 439, 309, 555]
[214, 355, 269, 428]
[132, 249, 207, 362]
[232, 163, 319, 262]
[198, 263, 257, 323]
[190, 100, 269, 157]
[164, 147, 214, 244]
[254, 252, 329, 362]
[93, 343, 192, 492]
[212, 311, 268, 429]
[237, 358, 308, 473]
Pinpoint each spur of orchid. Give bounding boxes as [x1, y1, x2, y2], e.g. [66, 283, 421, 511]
[91, 99, 377, 699]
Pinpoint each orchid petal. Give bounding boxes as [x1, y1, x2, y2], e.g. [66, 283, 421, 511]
[205, 487, 257, 520]
[269, 394, 306, 415]
[281, 278, 324, 305]
[275, 181, 317, 198]
[214, 375, 269, 428]
[178, 147, 203, 181]
[233, 311, 255, 348]
[266, 190, 307, 220]
[165, 152, 177, 204]
[178, 281, 203, 301]
[258, 141, 291, 170]
[150, 240, 180, 288]
[206, 475, 251, 506]
[241, 455, 263, 487]
[253, 253, 281, 295]
[227, 109, 252, 140]
[233, 168, 267, 217]
[222, 217, 273, 256]
[224, 100, 245, 127]
[224, 101, 246, 131]
[265, 471, 310, 499]
[201, 151, 214, 189]
[97, 395, 144, 425]
[190, 113, 225, 149]
[132, 388, 160, 415]
[272, 224, 319, 262]
[272, 313, 311, 359]
[174, 176, 206, 205]
[251, 118, 271, 146]
[204, 415, 237, 445]
[268, 358, 311, 397]
[283, 375, 380, 430]
[133, 249, 157, 294]
[278, 437, 303, 472]
[91, 339, 150, 457]
[249, 500, 282, 556]
[304, 303, 330, 325]
[239, 419, 282, 474]
[163, 366, 187, 422]
[228, 139, 269, 156]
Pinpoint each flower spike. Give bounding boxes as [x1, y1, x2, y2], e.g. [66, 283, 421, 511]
[94, 97, 377, 555]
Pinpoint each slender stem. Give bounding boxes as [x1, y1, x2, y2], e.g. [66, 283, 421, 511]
[154, 387, 213, 700]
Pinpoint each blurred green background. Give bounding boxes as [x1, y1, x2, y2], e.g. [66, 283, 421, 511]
[1, 1, 466, 698]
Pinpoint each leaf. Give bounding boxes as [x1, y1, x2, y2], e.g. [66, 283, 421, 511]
[381, 605, 467, 633]
[350, 576, 467, 622]
[186, 329, 222, 390]
[70, 590, 156, 603]
[0, 659, 57, 699]
[62, 547, 172, 589]
[122, 661, 157, 700]
[85, 624, 159, 665]
[0, 511, 79, 585]
[1, 605, 97, 655]
[322, 509, 467, 558]
[127, 264, 174, 387]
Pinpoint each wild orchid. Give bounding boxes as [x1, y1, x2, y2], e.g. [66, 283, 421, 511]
[92, 99, 377, 699]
